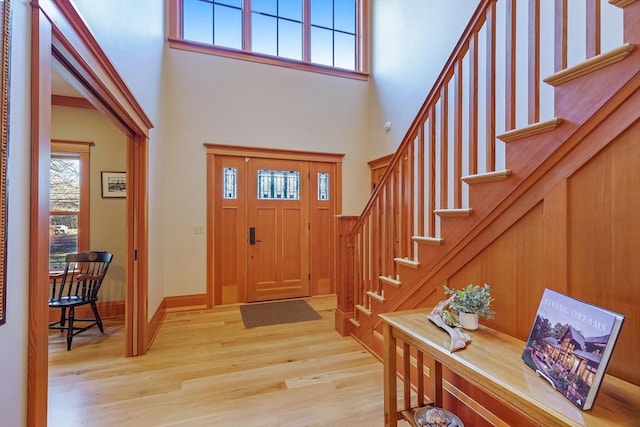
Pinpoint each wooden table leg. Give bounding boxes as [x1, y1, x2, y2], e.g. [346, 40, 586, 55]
[426, 356, 443, 407]
[383, 323, 397, 426]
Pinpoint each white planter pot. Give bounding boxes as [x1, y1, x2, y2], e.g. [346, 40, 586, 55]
[459, 312, 479, 330]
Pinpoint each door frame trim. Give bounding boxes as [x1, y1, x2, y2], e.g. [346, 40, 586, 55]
[205, 144, 344, 307]
[30, 1, 152, 425]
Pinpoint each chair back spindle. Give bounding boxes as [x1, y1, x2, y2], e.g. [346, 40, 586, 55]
[48, 251, 113, 350]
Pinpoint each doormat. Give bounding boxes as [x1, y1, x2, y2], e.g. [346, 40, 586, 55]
[239, 299, 321, 328]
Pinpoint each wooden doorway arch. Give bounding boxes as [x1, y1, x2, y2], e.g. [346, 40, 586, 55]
[30, 1, 152, 425]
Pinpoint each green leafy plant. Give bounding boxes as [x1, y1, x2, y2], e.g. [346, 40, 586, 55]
[444, 283, 495, 318]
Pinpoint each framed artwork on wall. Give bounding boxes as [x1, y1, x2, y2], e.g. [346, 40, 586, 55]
[101, 171, 126, 198]
[0, 0, 12, 326]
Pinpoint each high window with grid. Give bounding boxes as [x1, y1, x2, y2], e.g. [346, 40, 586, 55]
[170, 0, 368, 79]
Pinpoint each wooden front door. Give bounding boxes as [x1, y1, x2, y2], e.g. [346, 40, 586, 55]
[246, 158, 309, 301]
[209, 146, 341, 306]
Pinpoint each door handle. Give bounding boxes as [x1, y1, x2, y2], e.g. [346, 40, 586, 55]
[249, 227, 261, 245]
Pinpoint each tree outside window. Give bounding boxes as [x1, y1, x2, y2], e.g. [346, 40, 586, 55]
[50, 142, 91, 270]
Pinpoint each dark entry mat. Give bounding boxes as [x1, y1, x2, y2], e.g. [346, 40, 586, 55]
[239, 299, 321, 328]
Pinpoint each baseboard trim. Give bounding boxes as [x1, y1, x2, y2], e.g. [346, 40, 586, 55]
[165, 293, 208, 311]
[146, 299, 167, 350]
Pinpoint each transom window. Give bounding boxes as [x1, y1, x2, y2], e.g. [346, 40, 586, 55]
[257, 169, 300, 200]
[169, 0, 368, 79]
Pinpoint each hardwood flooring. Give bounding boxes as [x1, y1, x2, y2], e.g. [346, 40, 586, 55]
[48, 296, 401, 426]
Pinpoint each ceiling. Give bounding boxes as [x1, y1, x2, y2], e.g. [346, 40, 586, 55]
[51, 67, 84, 98]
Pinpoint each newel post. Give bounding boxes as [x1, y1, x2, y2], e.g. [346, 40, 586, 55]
[335, 215, 358, 336]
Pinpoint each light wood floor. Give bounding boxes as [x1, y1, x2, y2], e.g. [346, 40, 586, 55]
[48, 296, 401, 426]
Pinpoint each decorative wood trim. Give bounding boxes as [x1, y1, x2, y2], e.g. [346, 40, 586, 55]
[51, 94, 94, 109]
[334, 307, 354, 336]
[497, 118, 562, 142]
[206, 154, 215, 307]
[0, 0, 9, 330]
[51, 139, 94, 152]
[357, 0, 370, 73]
[164, 293, 208, 311]
[348, 317, 361, 328]
[544, 43, 635, 86]
[335, 215, 357, 336]
[379, 275, 401, 287]
[366, 290, 385, 303]
[146, 298, 166, 350]
[434, 208, 473, 217]
[462, 169, 511, 184]
[394, 257, 420, 269]
[367, 153, 392, 169]
[204, 143, 344, 163]
[412, 236, 444, 245]
[167, 38, 369, 81]
[609, 0, 638, 8]
[168, 0, 180, 39]
[355, 304, 372, 316]
[29, 7, 54, 426]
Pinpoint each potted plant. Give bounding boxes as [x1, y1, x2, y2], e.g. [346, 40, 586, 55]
[443, 283, 495, 330]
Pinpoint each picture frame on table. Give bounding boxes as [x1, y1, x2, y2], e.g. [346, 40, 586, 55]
[101, 171, 126, 198]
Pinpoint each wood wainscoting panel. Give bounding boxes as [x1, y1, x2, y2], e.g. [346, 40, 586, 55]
[567, 119, 640, 384]
[447, 203, 545, 341]
[309, 162, 338, 296]
[212, 155, 247, 306]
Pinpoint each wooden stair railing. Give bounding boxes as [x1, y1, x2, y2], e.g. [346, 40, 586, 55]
[335, 0, 634, 336]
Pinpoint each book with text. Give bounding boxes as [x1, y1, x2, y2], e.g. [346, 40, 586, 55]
[521, 289, 624, 410]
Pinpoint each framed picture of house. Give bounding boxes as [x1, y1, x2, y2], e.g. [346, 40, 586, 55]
[101, 171, 126, 198]
[0, 0, 12, 326]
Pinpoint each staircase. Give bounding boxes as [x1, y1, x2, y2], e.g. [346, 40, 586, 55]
[336, 0, 640, 392]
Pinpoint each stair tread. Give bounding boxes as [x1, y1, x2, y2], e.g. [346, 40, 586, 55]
[379, 275, 402, 287]
[394, 257, 420, 269]
[544, 43, 634, 86]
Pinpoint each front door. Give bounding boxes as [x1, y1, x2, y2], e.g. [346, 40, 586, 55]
[246, 158, 310, 301]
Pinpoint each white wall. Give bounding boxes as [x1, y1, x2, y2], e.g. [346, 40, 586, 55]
[367, 0, 480, 160]
[0, 1, 32, 426]
[73, 0, 370, 301]
[161, 50, 369, 296]
[51, 106, 128, 301]
[72, 0, 167, 315]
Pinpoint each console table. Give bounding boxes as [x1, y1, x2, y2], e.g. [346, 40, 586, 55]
[380, 309, 640, 426]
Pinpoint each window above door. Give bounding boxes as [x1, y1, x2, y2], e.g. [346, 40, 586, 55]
[168, 0, 369, 80]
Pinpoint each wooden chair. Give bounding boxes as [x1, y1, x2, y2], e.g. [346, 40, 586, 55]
[49, 251, 113, 350]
